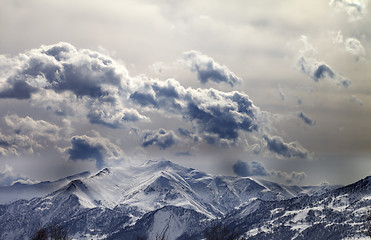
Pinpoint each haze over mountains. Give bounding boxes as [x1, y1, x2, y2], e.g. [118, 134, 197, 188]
[0, 160, 369, 239]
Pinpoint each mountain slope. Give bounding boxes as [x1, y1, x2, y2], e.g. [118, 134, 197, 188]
[39, 160, 317, 217]
[0, 171, 91, 204]
[0, 160, 368, 240]
[192, 176, 371, 240]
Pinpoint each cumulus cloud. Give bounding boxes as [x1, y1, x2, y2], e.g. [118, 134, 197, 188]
[178, 128, 200, 143]
[0, 42, 123, 99]
[0, 42, 131, 128]
[297, 56, 351, 87]
[349, 95, 364, 106]
[43, 43, 122, 98]
[0, 43, 259, 146]
[298, 112, 316, 126]
[295, 36, 351, 87]
[142, 129, 177, 149]
[88, 102, 148, 129]
[185, 91, 258, 144]
[66, 134, 123, 169]
[345, 38, 366, 55]
[0, 43, 310, 158]
[129, 78, 259, 146]
[0, 79, 38, 99]
[264, 135, 309, 159]
[330, 0, 368, 21]
[0, 43, 259, 147]
[0, 115, 61, 156]
[181, 50, 242, 86]
[233, 160, 268, 177]
[4, 114, 60, 141]
[0, 132, 30, 156]
[345, 38, 366, 61]
[31, 90, 79, 116]
[331, 32, 366, 61]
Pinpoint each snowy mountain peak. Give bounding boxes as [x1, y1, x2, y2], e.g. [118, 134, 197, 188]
[142, 160, 189, 173]
[93, 167, 111, 177]
[0, 170, 91, 204]
[67, 179, 88, 191]
[64, 171, 91, 181]
[1, 160, 369, 240]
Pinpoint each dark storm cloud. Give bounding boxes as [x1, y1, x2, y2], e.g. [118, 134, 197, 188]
[233, 160, 268, 177]
[182, 50, 242, 87]
[142, 129, 177, 149]
[264, 135, 309, 159]
[67, 135, 122, 169]
[298, 112, 315, 126]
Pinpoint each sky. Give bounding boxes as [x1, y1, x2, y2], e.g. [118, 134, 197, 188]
[0, 0, 370, 186]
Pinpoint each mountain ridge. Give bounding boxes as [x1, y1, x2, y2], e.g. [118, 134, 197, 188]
[0, 160, 369, 240]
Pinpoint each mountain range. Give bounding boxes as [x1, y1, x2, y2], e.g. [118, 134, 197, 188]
[0, 160, 369, 239]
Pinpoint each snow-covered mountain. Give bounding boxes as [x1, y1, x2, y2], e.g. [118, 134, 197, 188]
[0, 171, 91, 204]
[0, 160, 369, 240]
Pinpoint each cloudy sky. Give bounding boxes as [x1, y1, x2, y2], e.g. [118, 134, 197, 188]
[0, 0, 370, 186]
